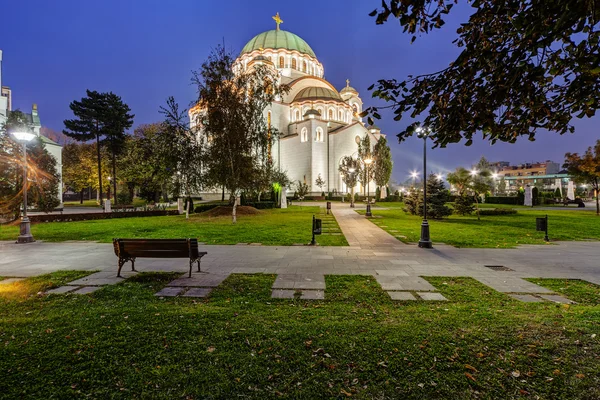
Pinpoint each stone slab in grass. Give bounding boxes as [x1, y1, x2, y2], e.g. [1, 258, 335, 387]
[181, 288, 212, 298]
[417, 292, 448, 301]
[539, 294, 576, 304]
[387, 291, 417, 301]
[300, 290, 325, 300]
[155, 287, 186, 297]
[46, 286, 80, 294]
[475, 277, 554, 294]
[271, 289, 296, 299]
[0, 278, 25, 285]
[71, 286, 102, 295]
[169, 274, 228, 288]
[509, 294, 545, 303]
[376, 276, 437, 291]
[68, 271, 125, 286]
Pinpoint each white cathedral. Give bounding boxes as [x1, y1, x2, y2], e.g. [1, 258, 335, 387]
[190, 14, 385, 196]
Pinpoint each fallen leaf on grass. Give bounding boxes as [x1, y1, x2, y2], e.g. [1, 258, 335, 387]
[465, 373, 476, 382]
[576, 374, 585, 379]
[207, 346, 216, 353]
[511, 371, 521, 378]
[340, 388, 352, 396]
[465, 364, 478, 373]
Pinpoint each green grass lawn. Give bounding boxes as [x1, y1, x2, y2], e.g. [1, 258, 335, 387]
[1, 272, 599, 398]
[360, 204, 600, 248]
[0, 206, 346, 246]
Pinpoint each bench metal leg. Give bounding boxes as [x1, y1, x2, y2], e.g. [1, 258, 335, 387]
[197, 259, 201, 273]
[117, 257, 136, 278]
[189, 259, 194, 278]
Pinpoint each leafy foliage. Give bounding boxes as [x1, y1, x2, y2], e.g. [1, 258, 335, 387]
[192, 46, 287, 223]
[403, 174, 451, 219]
[315, 174, 326, 192]
[365, 1, 600, 147]
[373, 136, 393, 189]
[62, 142, 100, 203]
[338, 156, 360, 205]
[564, 140, 600, 215]
[295, 180, 309, 200]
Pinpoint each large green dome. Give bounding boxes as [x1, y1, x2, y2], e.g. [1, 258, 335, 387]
[241, 30, 316, 58]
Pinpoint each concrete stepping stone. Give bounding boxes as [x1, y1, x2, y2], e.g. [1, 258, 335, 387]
[509, 294, 545, 303]
[271, 289, 296, 299]
[46, 285, 80, 294]
[181, 288, 212, 297]
[169, 274, 228, 287]
[273, 274, 325, 290]
[155, 287, 186, 297]
[375, 276, 437, 291]
[300, 290, 325, 300]
[0, 278, 25, 285]
[417, 292, 448, 301]
[71, 286, 102, 295]
[475, 277, 553, 294]
[387, 291, 417, 301]
[539, 294, 576, 304]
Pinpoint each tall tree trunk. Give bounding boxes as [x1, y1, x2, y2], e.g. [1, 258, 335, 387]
[221, 185, 225, 202]
[474, 194, 480, 221]
[96, 130, 103, 205]
[231, 192, 237, 224]
[596, 190, 599, 216]
[111, 150, 117, 205]
[80, 189, 84, 204]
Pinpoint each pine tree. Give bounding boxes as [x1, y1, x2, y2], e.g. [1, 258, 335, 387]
[373, 136, 393, 198]
[454, 194, 475, 216]
[426, 174, 452, 219]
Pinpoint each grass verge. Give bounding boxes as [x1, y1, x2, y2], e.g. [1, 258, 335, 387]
[1, 272, 599, 398]
[359, 206, 600, 248]
[0, 206, 347, 246]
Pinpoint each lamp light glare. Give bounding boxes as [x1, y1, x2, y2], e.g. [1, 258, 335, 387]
[12, 131, 36, 142]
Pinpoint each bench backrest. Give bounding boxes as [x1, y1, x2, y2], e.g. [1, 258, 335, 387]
[113, 238, 199, 259]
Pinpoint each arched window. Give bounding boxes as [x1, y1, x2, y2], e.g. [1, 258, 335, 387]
[295, 110, 300, 121]
[339, 110, 343, 121]
[279, 56, 284, 68]
[303, 61, 307, 72]
[328, 109, 333, 120]
[352, 104, 358, 115]
[316, 127, 324, 142]
[291, 58, 297, 69]
[317, 107, 324, 117]
[301, 127, 308, 142]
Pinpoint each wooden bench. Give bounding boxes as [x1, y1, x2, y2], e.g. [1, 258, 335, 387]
[112, 238, 207, 278]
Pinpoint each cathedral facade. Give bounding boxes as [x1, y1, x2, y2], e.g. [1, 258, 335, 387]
[191, 15, 384, 195]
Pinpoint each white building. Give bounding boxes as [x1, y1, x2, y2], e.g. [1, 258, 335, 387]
[190, 15, 384, 196]
[0, 50, 63, 208]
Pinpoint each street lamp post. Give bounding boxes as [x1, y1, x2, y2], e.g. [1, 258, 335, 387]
[364, 158, 373, 217]
[416, 126, 432, 249]
[12, 131, 37, 244]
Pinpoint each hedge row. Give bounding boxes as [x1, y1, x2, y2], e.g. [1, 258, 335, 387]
[30, 210, 179, 223]
[478, 208, 518, 216]
[485, 196, 521, 205]
[194, 201, 276, 213]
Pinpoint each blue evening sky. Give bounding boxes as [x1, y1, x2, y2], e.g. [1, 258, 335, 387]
[2, 0, 597, 183]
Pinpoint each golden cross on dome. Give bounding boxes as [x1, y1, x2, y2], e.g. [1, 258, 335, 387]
[273, 12, 283, 30]
[346, 79, 350, 87]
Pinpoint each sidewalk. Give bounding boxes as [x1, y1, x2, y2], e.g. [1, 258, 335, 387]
[1, 201, 599, 301]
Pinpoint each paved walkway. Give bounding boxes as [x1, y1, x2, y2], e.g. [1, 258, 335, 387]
[1, 202, 599, 302]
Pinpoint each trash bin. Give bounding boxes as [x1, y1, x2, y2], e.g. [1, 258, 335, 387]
[536, 217, 547, 232]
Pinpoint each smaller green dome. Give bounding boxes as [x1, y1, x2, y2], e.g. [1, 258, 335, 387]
[294, 87, 343, 103]
[241, 30, 316, 58]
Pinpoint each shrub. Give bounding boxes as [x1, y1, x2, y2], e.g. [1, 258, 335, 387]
[29, 210, 179, 223]
[479, 208, 518, 216]
[117, 189, 131, 205]
[453, 194, 475, 215]
[194, 204, 220, 213]
[485, 196, 520, 205]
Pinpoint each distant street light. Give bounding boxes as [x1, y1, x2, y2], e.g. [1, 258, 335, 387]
[11, 131, 36, 243]
[436, 174, 444, 181]
[364, 157, 373, 217]
[416, 126, 432, 249]
[470, 169, 479, 176]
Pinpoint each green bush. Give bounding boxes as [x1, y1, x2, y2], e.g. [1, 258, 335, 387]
[485, 196, 519, 205]
[479, 208, 518, 216]
[194, 204, 220, 213]
[453, 194, 475, 215]
[117, 189, 131, 205]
